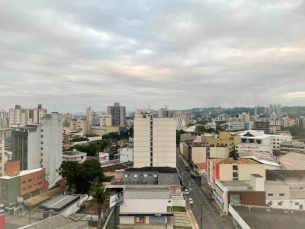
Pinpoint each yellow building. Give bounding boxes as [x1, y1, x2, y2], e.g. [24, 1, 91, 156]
[207, 132, 241, 152]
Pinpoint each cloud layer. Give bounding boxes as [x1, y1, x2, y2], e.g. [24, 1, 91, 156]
[1, 0, 305, 113]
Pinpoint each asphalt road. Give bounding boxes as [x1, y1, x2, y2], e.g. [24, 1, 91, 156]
[177, 156, 224, 229]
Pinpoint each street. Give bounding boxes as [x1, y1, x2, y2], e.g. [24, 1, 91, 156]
[177, 155, 224, 229]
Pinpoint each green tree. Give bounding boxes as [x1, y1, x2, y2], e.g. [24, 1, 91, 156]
[189, 160, 194, 170]
[89, 187, 111, 229]
[75, 159, 105, 194]
[230, 150, 239, 160]
[217, 126, 224, 131]
[195, 125, 206, 132]
[58, 161, 82, 194]
[102, 134, 111, 139]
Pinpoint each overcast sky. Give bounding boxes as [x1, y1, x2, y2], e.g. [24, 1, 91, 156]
[1, 0, 305, 113]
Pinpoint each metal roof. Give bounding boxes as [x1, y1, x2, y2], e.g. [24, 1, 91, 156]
[40, 195, 80, 212]
[19, 214, 88, 229]
[124, 188, 170, 199]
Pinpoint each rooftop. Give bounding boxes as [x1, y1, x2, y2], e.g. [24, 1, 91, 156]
[40, 195, 80, 212]
[124, 188, 170, 199]
[265, 180, 287, 186]
[125, 167, 177, 173]
[266, 170, 305, 181]
[218, 180, 251, 187]
[238, 151, 280, 166]
[230, 205, 305, 229]
[1, 168, 44, 179]
[280, 152, 305, 170]
[209, 158, 260, 165]
[63, 150, 87, 156]
[19, 214, 88, 229]
[198, 162, 207, 169]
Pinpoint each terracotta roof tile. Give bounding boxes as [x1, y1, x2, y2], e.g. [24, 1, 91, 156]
[209, 158, 260, 165]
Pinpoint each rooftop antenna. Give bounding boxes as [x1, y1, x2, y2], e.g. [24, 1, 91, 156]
[148, 105, 150, 109]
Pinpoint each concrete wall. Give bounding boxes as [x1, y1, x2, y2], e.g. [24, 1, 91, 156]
[1, 176, 20, 205]
[210, 147, 229, 159]
[192, 147, 206, 164]
[119, 148, 134, 163]
[120, 198, 172, 213]
[123, 171, 179, 185]
[28, 126, 42, 170]
[219, 164, 266, 181]
[265, 182, 290, 200]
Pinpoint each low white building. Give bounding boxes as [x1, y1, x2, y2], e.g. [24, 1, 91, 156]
[237, 130, 292, 150]
[120, 188, 173, 225]
[119, 147, 134, 163]
[62, 149, 87, 163]
[99, 152, 109, 163]
[235, 143, 272, 154]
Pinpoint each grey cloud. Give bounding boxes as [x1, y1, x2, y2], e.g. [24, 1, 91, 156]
[0, 0, 305, 113]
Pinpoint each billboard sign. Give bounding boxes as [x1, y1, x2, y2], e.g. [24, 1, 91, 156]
[110, 191, 124, 208]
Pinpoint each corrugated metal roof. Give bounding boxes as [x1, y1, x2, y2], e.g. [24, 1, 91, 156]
[124, 188, 170, 199]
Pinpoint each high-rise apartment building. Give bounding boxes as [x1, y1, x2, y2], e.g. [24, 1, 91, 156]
[173, 111, 187, 130]
[0, 109, 8, 129]
[254, 121, 270, 134]
[9, 104, 47, 127]
[158, 106, 171, 117]
[107, 103, 126, 126]
[134, 109, 176, 168]
[70, 119, 90, 135]
[238, 112, 250, 122]
[12, 112, 63, 187]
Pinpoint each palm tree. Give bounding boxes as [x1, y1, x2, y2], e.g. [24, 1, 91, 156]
[89, 186, 111, 229]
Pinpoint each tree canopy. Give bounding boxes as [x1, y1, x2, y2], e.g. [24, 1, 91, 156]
[195, 125, 206, 132]
[59, 159, 105, 194]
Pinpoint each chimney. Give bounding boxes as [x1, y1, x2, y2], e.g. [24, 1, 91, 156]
[38, 104, 42, 109]
[250, 174, 265, 191]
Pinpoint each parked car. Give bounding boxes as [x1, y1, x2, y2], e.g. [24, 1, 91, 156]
[185, 189, 189, 195]
[189, 198, 194, 205]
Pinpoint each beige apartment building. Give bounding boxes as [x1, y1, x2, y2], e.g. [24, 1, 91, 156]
[181, 142, 229, 163]
[134, 109, 176, 168]
[9, 104, 47, 127]
[207, 158, 266, 189]
[208, 132, 241, 152]
[99, 114, 112, 127]
[69, 119, 90, 135]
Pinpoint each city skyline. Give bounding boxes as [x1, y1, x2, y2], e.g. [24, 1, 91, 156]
[1, 1, 305, 113]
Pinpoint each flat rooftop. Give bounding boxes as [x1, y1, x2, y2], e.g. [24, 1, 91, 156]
[1, 168, 43, 179]
[40, 195, 80, 212]
[125, 167, 177, 173]
[209, 158, 260, 165]
[231, 205, 305, 229]
[63, 150, 86, 156]
[218, 180, 251, 187]
[125, 188, 170, 199]
[281, 141, 305, 147]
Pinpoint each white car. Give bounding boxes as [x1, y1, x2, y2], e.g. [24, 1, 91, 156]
[189, 198, 194, 205]
[185, 189, 189, 195]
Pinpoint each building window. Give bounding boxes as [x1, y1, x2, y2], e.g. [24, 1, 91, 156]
[295, 202, 299, 205]
[150, 158, 153, 162]
[22, 181, 26, 184]
[279, 193, 285, 196]
[144, 174, 147, 177]
[230, 194, 241, 204]
[233, 165, 238, 170]
[148, 174, 152, 177]
[28, 179, 32, 183]
[28, 185, 32, 189]
[134, 174, 137, 178]
[140, 174, 143, 177]
[22, 187, 26, 191]
[233, 172, 238, 177]
[268, 193, 273, 196]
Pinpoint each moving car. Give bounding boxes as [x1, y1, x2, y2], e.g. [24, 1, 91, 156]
[185, 189, 189, 195]
[189, 198, 194, 205]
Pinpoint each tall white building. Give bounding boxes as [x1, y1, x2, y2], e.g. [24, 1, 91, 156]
[134, 109, 176, 168]
[173, 111, 187, 130]
[41, 112, 63, 186]
[12, 112, 63, 187]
